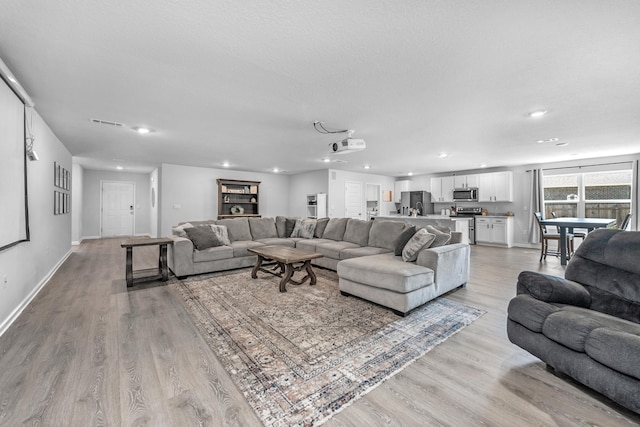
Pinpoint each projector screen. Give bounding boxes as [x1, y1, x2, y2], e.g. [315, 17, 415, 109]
[0, 75, 29, 251]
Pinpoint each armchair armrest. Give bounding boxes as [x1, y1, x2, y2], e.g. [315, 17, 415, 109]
[517, 271, 591, 307]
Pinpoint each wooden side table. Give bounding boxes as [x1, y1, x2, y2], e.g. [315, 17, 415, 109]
[121, 237, 174, 287]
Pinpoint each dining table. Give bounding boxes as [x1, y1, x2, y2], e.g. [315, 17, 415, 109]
[538, 217, 616, 265]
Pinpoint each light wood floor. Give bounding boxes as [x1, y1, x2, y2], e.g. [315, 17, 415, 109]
[0, 239, 638, 426]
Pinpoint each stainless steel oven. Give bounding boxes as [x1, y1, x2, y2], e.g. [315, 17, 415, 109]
[455, 207, 483, 244]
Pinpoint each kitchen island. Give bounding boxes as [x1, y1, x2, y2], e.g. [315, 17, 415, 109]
[375, 215, 472, 244]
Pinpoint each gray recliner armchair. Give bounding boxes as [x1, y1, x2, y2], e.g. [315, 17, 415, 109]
[507, 228, 640, 414]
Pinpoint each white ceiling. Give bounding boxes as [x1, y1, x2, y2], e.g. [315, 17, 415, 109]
[1, 1, 639, 176]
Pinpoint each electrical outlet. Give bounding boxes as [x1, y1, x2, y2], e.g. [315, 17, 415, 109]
[3, 275, 7, 287]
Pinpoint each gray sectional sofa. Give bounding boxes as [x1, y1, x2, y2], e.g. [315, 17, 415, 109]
[168, 216, 470, 315]
[507, 229, 640, 414]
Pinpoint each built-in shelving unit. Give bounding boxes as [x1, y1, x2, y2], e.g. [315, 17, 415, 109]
[217, 179, 261, 219]
[306, 193, 327, 219]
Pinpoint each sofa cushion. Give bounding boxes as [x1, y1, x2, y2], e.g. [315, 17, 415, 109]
[291, 218, 316, 238]
[275, 216, 288, 237]
[229, 240, 264, 257]
[425, 225, 451, 247]
[402, 228, 436, 262]
[586, 327, 640, 380]
[209, 224, 231, 245]
[337, 253, 434, 293]
[394, 225, 417, 256]
[216, 217, 252, 242]
[248, 217, 278, 240]
[316, 241, 360, 259]
[368, 220, 407, 251]
[314, 217, 330, 238]
[322, 218, 349, 240]
[296, 238, 334, 252]
[542, 306, 640, 353]
[343, 219, 373, 246]
[340, 246, 392, 260]
[193, 246, 234, 262]
[255, 238, 296, 247]
[185, 226, 225, 250]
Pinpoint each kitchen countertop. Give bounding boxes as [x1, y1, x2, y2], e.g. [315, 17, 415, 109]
[377, 215, 472, 221]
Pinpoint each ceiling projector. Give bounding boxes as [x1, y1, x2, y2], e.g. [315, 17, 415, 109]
[329, 138, 366, 154]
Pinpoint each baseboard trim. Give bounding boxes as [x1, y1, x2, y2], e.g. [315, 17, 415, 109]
[0, 249, 73, 337]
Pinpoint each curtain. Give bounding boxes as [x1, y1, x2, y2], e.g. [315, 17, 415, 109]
[528, 169, 543, 243]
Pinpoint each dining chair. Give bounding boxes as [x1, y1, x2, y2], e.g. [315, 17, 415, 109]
[552, 211, 587, 242]
[534, 212, 574, 261]
[620, 213, 632, 230]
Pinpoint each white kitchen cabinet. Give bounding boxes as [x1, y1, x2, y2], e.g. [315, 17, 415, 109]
[478, 171, 513, 202]
[454, 174, 478, 189]
[430, 176, 455, 202]
[475, 216, 513, 247]
[394, 180, 410, 202]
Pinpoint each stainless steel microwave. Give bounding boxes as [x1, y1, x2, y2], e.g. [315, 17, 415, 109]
[453, 187, 478, 202]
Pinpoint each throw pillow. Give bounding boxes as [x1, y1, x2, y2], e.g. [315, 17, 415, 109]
[185, 226, 224, 250]
[402, 228, 436, 262]
[172, 222, 194, 238]
[285, 218, 298, 237]
[291, 219, 317, 239]
[314, 217, 330, 238]
[426, 225, 451, 247]
[209, 224, 231, 245]
[394, 225, 417, 256]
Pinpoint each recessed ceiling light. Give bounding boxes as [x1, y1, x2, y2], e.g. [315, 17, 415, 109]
[408, 172, 413, 176]
[529, 110, 547, 118]
[438, 153, 448, 158]
[322, 158, 331, 163]
[363, 164, 370, 169]
[480, 163, 487, 168]
[116, 165, 124, 170]
[536, 137, 559, 143]
[133, 126, 153, 134]
[222, 161, 230, 167]
[556, 142, 569, 147]
[272, 168, 280, 173]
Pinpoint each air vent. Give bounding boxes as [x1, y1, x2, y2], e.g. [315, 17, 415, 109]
[90, 118, 125, 127]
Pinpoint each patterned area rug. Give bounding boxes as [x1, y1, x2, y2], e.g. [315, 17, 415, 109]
[171, 268, 484, 426]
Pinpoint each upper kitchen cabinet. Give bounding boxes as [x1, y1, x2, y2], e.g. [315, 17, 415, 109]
[478, 171, 513, 202]
[394, 179, 410, 202]
[454, 174, 479, 189]
[431, 176, 455, 202]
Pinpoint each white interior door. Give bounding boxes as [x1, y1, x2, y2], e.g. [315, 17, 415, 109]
[345, 181, 363, 219]
[101, 181, 135, 237]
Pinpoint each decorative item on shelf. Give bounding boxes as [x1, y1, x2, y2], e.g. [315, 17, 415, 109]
[230, 205, 244, 215]
[505, 211, 514, 216]
[224, 195, 230, 202]
[250, 197, 257, 203]
[481, 209, 489, 216]
[244, 186, 250, 193]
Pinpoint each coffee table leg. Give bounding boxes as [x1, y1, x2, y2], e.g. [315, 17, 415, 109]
[125, 247, 133, 287]
[251, 255, 265, 279]
[280, 264, 294, 292]
[160, 244, 169, 281]
[305, 260, 317, 286]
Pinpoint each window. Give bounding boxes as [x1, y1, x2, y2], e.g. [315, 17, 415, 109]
[543, 169, 632, 227]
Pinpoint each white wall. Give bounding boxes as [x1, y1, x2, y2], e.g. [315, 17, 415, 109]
[159, 164, 290, 236]
[327, 169, 396, 218]
[81, 170, 152, 239]
[289, 169, 328, 217]
[0, 110, 72, 335]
